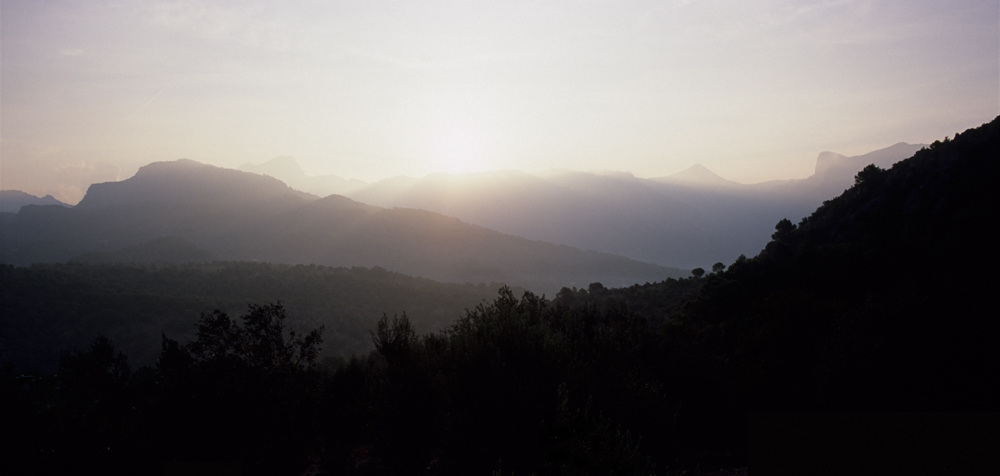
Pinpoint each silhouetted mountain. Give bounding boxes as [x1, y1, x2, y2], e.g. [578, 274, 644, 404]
[1, 160, 681, 294]
[1, 160, 318, 264]
[756, 142, 926, 199]
[240, 156, 368, 196]
[349, 143, 924, 269]
[652, 163, 742, 188]
[78, 158, 317, 210]
[0, 190, 71, 213]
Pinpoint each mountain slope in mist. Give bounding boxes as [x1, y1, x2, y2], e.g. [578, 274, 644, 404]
[0, 190, 72, 213]
[753, 142, 926, 198]
[240, 156, 368, 196]
[0, 160, 682, 294]
[348, 143, 924, 268]
[653, 163, 743, 188]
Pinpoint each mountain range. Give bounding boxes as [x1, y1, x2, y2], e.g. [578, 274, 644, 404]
[347, 143, 924, 267]
[0, 190, 71, 213]
[239, 156, 368, 196]
[0, 160, 682, 295]
[0, 142, 926, 290]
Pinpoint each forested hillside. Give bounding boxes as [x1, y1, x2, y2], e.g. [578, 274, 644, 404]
[0, 262, 505, 373]
[3, 117, 997, 475]
[678, 116, 1000, 411]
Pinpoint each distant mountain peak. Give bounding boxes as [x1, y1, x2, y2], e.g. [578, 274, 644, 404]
[814, 151, 850, 175]
[813, 143, 925, 178]
[240, 156, 307, 179]
[239, 156, 368, 197]
[660, 163, 737, 187]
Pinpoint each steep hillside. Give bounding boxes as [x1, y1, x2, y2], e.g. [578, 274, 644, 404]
[678, 117, 1000, 411]
[756, 141, 926, 200]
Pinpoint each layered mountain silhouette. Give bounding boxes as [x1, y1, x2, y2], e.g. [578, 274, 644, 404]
[679, 117, 1000, 413]
[0, 190, 71, 213]
[347, 143, 924, 268]
[239, 156, 368, 197]
[652, 163, 742, 188]
[753, 142, 926, 198]
[0, 160, 682, 294]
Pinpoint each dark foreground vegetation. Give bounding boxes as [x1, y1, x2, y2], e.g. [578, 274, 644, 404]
[0, 262, 506, 372]
[3, 117, 999, 474]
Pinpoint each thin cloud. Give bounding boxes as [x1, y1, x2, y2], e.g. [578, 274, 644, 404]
[147, 0, 295, 52]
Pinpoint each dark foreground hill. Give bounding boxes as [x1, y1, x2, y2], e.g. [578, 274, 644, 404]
[0, 160, 683, 294]
[665, 117, 1000, 473]
[3, 118, 995, 475]
[678, 118, 1000, 412]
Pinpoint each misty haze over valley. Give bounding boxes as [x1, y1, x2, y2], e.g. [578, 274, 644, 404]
[0, 141, 925, 278]
[2, 0, 998, 473]
[4, 118, 998, 474]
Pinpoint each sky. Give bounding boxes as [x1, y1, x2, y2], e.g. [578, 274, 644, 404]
[1, 0, 998, 204]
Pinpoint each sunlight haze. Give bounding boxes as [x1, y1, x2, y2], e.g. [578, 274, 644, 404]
[1, 0, 997, 203]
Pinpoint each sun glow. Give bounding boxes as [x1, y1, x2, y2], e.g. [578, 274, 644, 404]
[428, 121, 493, 175]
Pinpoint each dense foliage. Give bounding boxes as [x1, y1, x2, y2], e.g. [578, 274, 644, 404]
[0, 261, 506, 372]
[3, 284, 718, 475]
[677, 117, 1000, 413]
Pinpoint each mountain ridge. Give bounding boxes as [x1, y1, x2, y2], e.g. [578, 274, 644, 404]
[239, 156, 368, 197]
[1, 159, 684, 294]
[653, 163, 742, 188]
[0, 190, 72, 213]
[347, 142, 924, 268]
[78, 158, 318, 210]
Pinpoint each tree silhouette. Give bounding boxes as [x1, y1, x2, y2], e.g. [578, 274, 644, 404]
[771, 218, 796, 242]
[371, 312, 417, 362]
[854, 163, 886, 186]
[187, 303, 324, 371]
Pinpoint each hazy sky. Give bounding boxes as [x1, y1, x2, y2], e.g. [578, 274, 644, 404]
[2, 0, 997, 203]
